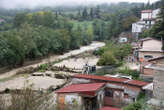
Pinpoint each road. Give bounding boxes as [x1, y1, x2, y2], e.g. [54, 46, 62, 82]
[0, 41, 105, 80]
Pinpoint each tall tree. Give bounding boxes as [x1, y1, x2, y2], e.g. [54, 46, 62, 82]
[150, 0, 164, 49]
[82, 7, 88, 20]
[14, 13, 27, 27]
[95, 6, 100, 18]
[90, 8, 94, 19]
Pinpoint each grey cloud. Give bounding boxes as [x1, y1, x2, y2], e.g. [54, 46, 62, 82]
[0, 0, 159, 9]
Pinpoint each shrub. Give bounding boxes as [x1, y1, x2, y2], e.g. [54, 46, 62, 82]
[97, 51, 118, 66]
[123, 101, 142, 110]
[38, 63, 49, 72]
[137, 92, 146, 101]
[118, 67, 140, 79]
[93, 47, 106, 56]
[97, 42, 132, 66]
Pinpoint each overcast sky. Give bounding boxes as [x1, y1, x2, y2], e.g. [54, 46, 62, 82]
[0, 0, 159, 9]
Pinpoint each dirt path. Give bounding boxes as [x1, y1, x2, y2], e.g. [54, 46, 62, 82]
[0, 41, 105, 80]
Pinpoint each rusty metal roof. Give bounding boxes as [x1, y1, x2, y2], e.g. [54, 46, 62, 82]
[73, 74, 128, 83]
[126, 80, 149, 87]
[141, 10, 152, 13]
[56, 83, 105, 93]
[73, 74, 149, 87]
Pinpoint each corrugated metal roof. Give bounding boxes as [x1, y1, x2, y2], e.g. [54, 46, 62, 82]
[56, 83, 105, 93]
[73, 74, 128, 83]
[126, 80, 149, 87]
[73, 74, 148, 87]
[142, 10, 152, 13]
[100, 106, 121, 110]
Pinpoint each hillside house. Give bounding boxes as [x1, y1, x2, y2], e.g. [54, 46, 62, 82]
[145, 58, 164, 109]
[56, 83, 105, 110]
[119, 32, 131, 43]
[70, 74, 148, 107]
[142, 56, 164, 78]
[138, 38, 163, 80]
[56, 74, 149, 110]
[0, 18, 5, 24]
[132, 9, 160, 39]
[138, 38, 163, 61]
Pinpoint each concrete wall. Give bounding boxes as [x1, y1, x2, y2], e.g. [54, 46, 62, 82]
[141, 12, 152, 20]
[132, 23, 144, 33]
[56, 93, 83, 110]
[139, 51, 163, 61]
[142, 40, 162, 52]
[143, 68, 154, 76]
[152, 9, 160, 19]
[153, 69, 164, 100]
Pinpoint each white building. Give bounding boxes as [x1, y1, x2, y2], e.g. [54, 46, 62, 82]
[132, 9, 160, 38]
[141, 10, 153, 20]
[119, 37, 128, 43]
[152, 9, 160, 19]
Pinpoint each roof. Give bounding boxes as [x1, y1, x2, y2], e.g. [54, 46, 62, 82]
[143, 83, 153, 91]
[56, 83, 105, 93]
[139, 37, 162, 52]
[126, 80, 149, 87]
[73, 74, 148, 87]
[100, 107, 121, 110]
[148, 56, 164, 62]
[73, 74, 128, 83]
[142, 10, 152, 13]
[139, 37, 152, 42]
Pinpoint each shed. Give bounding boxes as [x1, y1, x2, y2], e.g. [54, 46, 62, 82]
[56, 83, 105, 110]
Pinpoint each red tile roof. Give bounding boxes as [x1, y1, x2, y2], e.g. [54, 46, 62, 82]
[56, 83, 105, 93]
[141, 10, 152, 13]
[126, 80, 149, 87]
[73, 74, 128, 83]
[100, 106, 121, 110]
[72, 74, 148, 87]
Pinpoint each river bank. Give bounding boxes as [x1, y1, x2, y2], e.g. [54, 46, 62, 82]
[0, 41, 105, 80]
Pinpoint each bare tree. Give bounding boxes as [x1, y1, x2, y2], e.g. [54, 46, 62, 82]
[0, 86, 55, 110]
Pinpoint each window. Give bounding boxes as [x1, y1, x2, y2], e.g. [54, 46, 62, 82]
[105, 90, 113, 97]
[144, 55, 153, 59]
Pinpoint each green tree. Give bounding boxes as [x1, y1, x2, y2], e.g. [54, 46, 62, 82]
[121, 16, 139, 31]
[82, 8, 88, 20]
[14, 13, 27, 27]
[150, 0, 164, 50]
[90, 8, 94, 19]
[97, 51, 118, 66]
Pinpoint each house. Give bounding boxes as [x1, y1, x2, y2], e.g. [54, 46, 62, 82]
[55, 74, 149, 110]
[138, 38, 164, 80]
[0, 18, 5, 24]
[132, 9, 160, 39]
[56, 83, 105, 110]
[142, 56, 164, 77]
[119, 37, 128, 43]
[138, 38, 163, 61]
[71, 74, 149, 107]
[145, 58, 164, 109]
[119, 32, 131, 43]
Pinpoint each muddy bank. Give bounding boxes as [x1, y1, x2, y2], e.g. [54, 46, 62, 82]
[0, 42, 105, 80]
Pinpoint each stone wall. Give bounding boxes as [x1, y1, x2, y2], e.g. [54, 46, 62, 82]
[153, 69, 164, 100]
